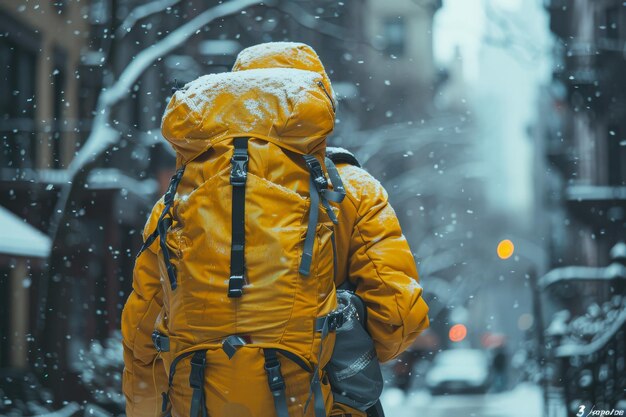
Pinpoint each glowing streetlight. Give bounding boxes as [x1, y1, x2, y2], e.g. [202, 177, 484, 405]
[449, 324, 467, 342]
[497, 239, 515, 259]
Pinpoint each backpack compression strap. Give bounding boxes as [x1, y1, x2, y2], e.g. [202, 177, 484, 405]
[304, 310, 345, 417]
[136, 166, 185, 290]
[299, 155, 346, 276]
[165, 349, 209, 417]
[263, 347, 328, 417]
[263, 349, 290, 417]
[324, 157, 345, 282]
[324, 157, 346, 203]
[228, 137, 249, 298]
[189, 350, 209, 417]
[299, 155, 322, 276]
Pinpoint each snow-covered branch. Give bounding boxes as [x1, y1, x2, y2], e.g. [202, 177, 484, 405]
[50, 0, 370, 242]
[50, 0, 275, 241]
[116, 0, 182, 39]
[99, 0, 274, 113]
[270, 1, 357, 43]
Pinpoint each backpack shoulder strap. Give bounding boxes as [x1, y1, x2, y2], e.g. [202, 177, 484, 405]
[228, 137, 249, 298]
[325, 146, 361, 168]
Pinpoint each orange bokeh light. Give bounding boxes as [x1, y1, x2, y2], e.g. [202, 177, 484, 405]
[497, 239, 515, 259]
[449, 324, 467, 342]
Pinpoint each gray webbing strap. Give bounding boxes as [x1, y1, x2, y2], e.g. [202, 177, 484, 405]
[320, 196, 338, 225]
[136, 166, 186, 259]
[137, 166, 186, 290]
[323, 157, 346, 204]
[189, 350, 208, 417]
[305, 315, 337, 417]
[304, 365, 326, 417]
[317, 158, 343, 280]
[299, 171, 320, 276]
[312, 372, 326, 417]
[222, 335, 247, 359]
[157, 217, 178, 290]
[330, 230, 338, 281]
[301, 154, 344, 275]
[264, 349, 290, 417]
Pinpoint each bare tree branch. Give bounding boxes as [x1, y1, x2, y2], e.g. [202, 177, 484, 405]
[49, 0, 277, 243]
[51, 0, 371, 242]
[272, 2, 355, 43]
[116, 0, 182, 39]
[101, 0, 278, 115]
[268, 1, 378, 50]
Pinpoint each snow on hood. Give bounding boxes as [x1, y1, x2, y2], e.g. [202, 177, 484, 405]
[162, 44, 335, 164]
[233, 42, 335, 103]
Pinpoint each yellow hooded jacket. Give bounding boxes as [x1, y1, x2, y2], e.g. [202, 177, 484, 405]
[121, 42, 429, 417]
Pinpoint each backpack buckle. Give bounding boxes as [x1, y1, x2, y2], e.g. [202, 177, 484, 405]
[230, 154, 249, 186]
[228, 275, 245, 298]
[328, 310, 345, 331]
[264, 359, 285, 392]
[304, 157, 328, 193]
[189, 351, 206, 390]
[164, 167, 185, 205]
[151, 331, 170, 352]
[316, 310, 345, 333]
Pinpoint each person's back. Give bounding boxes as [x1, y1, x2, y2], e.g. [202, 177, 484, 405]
[122, 42, 429, 417]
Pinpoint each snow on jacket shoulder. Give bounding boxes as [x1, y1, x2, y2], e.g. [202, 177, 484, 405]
[332, 162, 430, 363]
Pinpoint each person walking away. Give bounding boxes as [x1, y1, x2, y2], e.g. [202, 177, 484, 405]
[122, 42, 429, 417]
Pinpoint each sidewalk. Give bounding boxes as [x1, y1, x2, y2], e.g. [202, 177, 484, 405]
[380, 383, 544, 417]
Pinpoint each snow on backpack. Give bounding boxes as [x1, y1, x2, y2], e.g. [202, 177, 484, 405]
[132, 67, 392, 417]
[136, 137, 348, 417]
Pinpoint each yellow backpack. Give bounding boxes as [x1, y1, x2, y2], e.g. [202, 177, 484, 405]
[137, 68, 344, 417]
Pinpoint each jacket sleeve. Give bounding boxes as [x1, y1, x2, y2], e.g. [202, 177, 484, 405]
[121, 242, 168, 417]
[345, 168, 430, 363]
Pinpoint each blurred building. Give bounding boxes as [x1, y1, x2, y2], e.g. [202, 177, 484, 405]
[0, 0, 443, 412]
[0, 0, 92, 382]
[0, 2, 161, 410]
[538, 1, 626, 415]
[542, 0, 626, 268]
[166, 0, 442, 130]
[0, 2, 89, 172]
[360, 0, 441, 126]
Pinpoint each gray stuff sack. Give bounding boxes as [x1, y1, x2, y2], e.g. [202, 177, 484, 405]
[325, 289, 384, 411]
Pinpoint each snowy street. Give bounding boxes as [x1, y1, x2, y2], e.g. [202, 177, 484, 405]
[1, 0, 625, 415]
[380, 384, 544, 417]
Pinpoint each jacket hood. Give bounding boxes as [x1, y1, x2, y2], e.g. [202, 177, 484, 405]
[233, 42, 335, 103]
[162, 47, 335, 163]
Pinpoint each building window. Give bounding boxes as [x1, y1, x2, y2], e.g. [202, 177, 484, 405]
[0, 13, 39, 170]
[384, 17, 405, 57]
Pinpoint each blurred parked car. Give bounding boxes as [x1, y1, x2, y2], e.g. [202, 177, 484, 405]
[426, 349, 491, 395]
